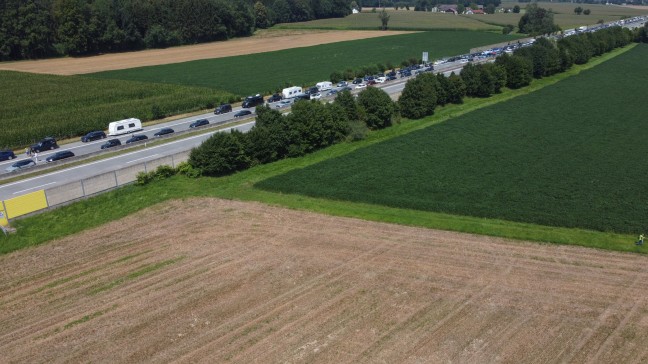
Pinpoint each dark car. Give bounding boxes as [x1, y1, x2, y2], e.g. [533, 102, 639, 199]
[81, 130, 106, 142]
[242, 94, 264, 108]
[293, 94, 311, 102]
[125, 135, 148, 144]
[101, 139, 122, 149]
[31, 137, 58, 153]
[46, 150, 75, 163]
[266, 94, 282, 103]
[5, 159, 36, 173]
[386, 75, 398, 81]
[154, 128, 175, 137]
[234, 110, 252, 117]
[327, 89, 338, 96]
[340, 86, 353, 92]
[352, 78, 363, 84]
[367, 80, 377, 85]
[214, 103, 232, 114]
[189, 119, 209, 128]
[0, 150, 16, 161]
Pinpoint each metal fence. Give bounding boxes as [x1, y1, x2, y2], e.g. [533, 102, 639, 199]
[44, 151, 190, 208]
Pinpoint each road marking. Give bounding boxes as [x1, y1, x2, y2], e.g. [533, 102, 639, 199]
[0, 121, 256, 191]
[127, 154, 159, 164]
[13, 182, 56, 195]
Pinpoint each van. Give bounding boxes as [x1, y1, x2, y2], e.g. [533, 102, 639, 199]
[108, 118, 142, 136]
[316, 81, 333, 91]
[282, 86, 303, 99]
[242, 94, 264, 108]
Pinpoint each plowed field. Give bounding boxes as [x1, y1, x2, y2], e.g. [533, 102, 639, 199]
[0, 30, 411, 75]
[2, 198, 648, 363]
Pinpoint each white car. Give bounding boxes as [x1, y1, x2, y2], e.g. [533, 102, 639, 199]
[275, 99, 292, 108]
[310, 93, 322, 100]
[355, 83, 367, 89]
[375, 77, 386, 84]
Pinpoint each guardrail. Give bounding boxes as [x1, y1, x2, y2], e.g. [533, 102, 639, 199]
[0, 151, 189, 227]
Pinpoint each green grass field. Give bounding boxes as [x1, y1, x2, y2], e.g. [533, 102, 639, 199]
[90, 31, 520, 97]
[0, 71, 234, 149]
[274, 11, 500, 31]
[257, 43, 648, 234]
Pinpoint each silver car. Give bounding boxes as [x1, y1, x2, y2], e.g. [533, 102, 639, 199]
[5, 159, 36, 173]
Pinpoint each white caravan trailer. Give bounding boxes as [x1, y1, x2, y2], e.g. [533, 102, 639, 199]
[316, 81, 333, 91]
[282, 86, 303, 99]
[108, 118, 143, 136]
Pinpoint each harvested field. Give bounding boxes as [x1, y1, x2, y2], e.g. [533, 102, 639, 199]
[0, 30, 412, 75]
[2, 198, 648, 362]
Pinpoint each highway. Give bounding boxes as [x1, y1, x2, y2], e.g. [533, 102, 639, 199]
[1, 16, 645, 202]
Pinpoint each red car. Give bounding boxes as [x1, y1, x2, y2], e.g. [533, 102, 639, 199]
[367, 80, 377, 86]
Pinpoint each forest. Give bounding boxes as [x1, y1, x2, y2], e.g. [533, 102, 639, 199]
[0, 0, 352, 60]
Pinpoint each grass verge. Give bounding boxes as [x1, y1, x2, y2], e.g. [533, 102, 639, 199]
[0, 44, 639, 255]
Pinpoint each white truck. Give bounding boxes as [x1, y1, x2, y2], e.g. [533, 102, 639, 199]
[316, 81, 333, 91]
[108, 118, 142, 136]
[282, 86, 303, 99]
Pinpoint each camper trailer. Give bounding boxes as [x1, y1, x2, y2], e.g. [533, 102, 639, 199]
[282, 86, 304, 99]
[108, 118, 143, 136]
[316, 81, 333, 91]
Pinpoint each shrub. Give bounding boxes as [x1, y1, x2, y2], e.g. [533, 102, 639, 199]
[176, 161, 201, 178]
[189, 131, 250, 176]
[399, 73, 438, 119]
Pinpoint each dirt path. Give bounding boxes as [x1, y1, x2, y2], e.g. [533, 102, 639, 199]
[1, 198, 648, 363]
[0, 30, 412, 75]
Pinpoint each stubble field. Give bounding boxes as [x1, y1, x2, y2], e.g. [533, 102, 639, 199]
[2, 198, 648, 362]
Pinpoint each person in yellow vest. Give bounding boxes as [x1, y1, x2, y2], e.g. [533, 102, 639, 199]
[636, 234, 645, 246]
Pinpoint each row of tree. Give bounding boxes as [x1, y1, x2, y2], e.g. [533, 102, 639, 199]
[0, 0, 353, 60]
[189, 87, 399, 176]
[188, 25, 642, 177]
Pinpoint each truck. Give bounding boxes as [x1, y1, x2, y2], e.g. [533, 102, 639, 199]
[108, 118, 143, 136]
[316, 81, 333, 91]
[281, 86, 303, 99]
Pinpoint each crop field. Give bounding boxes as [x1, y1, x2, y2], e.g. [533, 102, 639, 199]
[274, 11, 500, 31]
[522, 2, 648, 17]
[258, 44, 648, 234]
[3, 198, 648, 362]
[0, 71, 233, 149]
[463, 13, 629, 29]
[90, 31, 519, 97]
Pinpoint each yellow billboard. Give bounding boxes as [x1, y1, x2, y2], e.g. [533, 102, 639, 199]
[3, 190, 48, 219]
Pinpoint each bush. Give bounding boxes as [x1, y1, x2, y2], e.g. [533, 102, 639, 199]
[330, 70, 343, 83]
[189, 131, 250, 176]
[502, 24, 515, 35]
[347, 119, 369, 141]
[135, 165, 177, 185]
[176, 161, 201, 178]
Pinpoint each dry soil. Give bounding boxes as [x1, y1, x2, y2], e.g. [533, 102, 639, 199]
[0, 30, 412, 75]
[1, 198, 648, 363]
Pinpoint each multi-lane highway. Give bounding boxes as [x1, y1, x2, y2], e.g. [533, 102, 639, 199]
[1, 17, 645, 201]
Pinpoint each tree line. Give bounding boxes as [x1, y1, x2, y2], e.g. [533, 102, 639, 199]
[187, 25, 642, 177]
[0, 0, 352, 60]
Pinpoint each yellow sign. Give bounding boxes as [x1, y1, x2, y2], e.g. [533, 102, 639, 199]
[3, 190, 48, 219]
[0, 202, 8, 227]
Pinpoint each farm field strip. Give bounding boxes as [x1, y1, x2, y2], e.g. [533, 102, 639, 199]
[274, 11, 500, 31]
[2, 199, 648, 362]
[0, 30, 413, 75]
[257, 44, 648, 234]
[89, 31, 520, 97]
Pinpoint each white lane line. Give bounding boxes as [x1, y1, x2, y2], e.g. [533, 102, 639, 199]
[0, 121, 256, 190]
[13, 182, 56, 195]
[127, 154, 159, 164]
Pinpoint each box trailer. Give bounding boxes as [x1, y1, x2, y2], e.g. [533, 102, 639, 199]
[108, 118, 143, 136]
[316, 81, 333, 91]
[282, 86, 303, 99]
